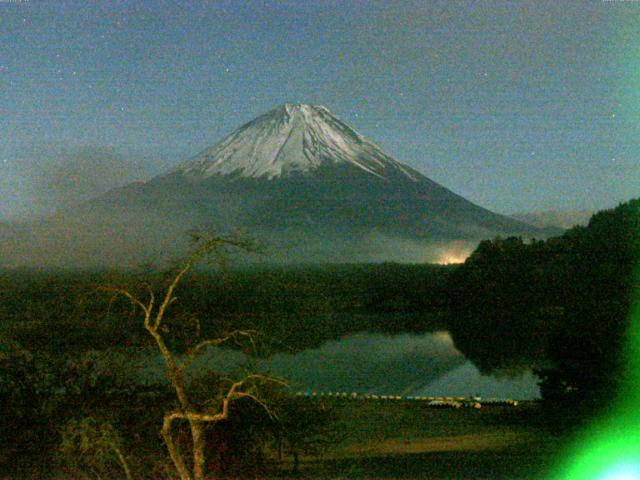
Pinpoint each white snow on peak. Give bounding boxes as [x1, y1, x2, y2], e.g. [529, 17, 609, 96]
[175, 103, 420, 181]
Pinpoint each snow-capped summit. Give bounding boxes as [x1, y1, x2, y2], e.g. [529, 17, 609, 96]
[176, 103, 419, 181]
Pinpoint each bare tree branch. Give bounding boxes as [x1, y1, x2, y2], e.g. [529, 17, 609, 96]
[181, 329, 259, 371]
[102, 230, 272, 480]
[100, 287, 152, 320]
[154, 260, 193, 332]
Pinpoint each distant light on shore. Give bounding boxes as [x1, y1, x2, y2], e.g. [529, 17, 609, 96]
[438, 253, 469, 265]
[435, 241, 472, 264]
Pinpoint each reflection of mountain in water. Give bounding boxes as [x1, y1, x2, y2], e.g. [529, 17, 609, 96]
[414, 362, 540, 399]
[175, 331, 538, 399]
[268, 331, 465, 395]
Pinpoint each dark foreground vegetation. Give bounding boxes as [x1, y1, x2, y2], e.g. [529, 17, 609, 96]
[0, 198, 638, 478]
[1, 244, 455, 479]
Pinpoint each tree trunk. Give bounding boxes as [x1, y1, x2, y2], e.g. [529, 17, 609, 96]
[191, 421, 207, 480]
[293, 451, 300, 475]
[112, 445, 134, 480]
[162, 415, 193, 480]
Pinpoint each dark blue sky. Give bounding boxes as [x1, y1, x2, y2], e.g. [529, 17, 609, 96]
[1, 0, 638, 218]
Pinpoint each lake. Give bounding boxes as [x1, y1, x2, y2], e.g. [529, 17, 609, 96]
[133, 330, 540, 399]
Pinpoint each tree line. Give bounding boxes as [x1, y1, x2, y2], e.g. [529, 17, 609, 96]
[446, 198, 640, 422]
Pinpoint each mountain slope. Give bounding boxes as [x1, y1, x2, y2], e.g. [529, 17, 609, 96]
[0, 104, 543, 268]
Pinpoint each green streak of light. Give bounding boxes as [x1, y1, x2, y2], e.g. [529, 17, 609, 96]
[552, 275, 640, 479]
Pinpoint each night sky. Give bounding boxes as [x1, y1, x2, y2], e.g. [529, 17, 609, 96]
[1, 0, 639, 219]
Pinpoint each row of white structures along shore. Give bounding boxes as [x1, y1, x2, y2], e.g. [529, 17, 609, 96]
[294, 392, 520, 408]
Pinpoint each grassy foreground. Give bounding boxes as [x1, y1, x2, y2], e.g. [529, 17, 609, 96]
[274, 400, 562, 480]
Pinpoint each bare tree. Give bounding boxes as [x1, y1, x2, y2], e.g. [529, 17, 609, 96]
[106, 232, 283, 480]
[59, 416, 134, 480]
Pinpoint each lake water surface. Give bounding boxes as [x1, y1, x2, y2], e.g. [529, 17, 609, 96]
[134, 330, 540, 399]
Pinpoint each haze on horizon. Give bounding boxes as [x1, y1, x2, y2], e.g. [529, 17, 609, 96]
[1, 0, 638, 222]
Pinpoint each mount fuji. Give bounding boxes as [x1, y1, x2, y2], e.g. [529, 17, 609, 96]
[1, 104, 543, 268]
